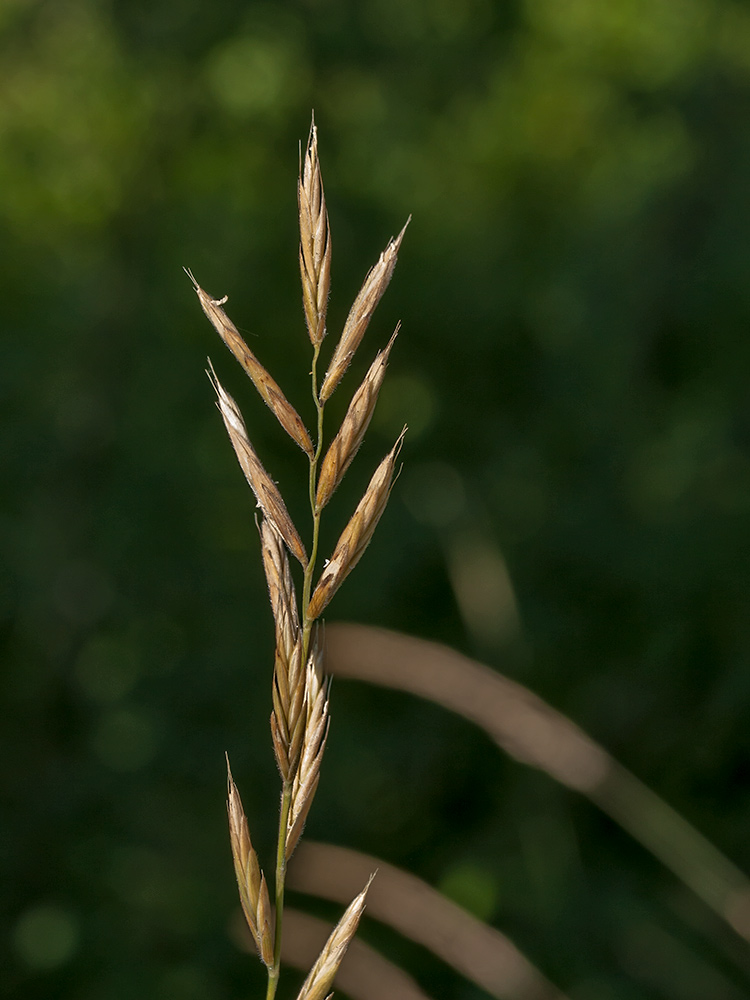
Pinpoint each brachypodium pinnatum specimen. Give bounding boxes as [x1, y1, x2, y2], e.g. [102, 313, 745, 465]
[186, 121, 408, 1000]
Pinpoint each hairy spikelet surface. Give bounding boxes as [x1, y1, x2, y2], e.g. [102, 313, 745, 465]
[295, 876, 375, 1000]
[261, 520, 306, 779]
[226, 758, 274, 966]
[209, 365, 308, 568]
[260, 518, 301, 662]
[187, 270, 313, 456]
[316, 327, 399, 511]
[299, 122, 331, 347]
[308, 429, 406, 620]
[320, 219, 409, 402]
[286, 634, 330, 859]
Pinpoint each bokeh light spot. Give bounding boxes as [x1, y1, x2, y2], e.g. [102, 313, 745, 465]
[156, 965, 217, 1000]
[403, 461, 466, 527]
[91, 707, 158, 771]
[437, 860, 499, 921]
[205, 33, 308, 117]
[12, 904, 79, 970]
[74, 634, 140, 702]
[51, 560, 115, 626]
[373, 373, 436, 440]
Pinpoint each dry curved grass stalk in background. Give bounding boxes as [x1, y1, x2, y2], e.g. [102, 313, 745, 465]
[324, 623, 750, 952]
[188, 119, 408, 1000]
[289, 842, 570, 1000]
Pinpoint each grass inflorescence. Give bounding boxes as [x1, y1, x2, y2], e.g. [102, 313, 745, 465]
[187, 118, 408, 1000]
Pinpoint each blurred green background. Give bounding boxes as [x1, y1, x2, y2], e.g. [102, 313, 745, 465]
[4, 0, 750, 997]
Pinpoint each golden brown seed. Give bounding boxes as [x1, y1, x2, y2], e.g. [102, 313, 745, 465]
[270, 711, 288, 781]
[316, 326, 399, 511]
[308, 429, 406, 620]
[257, 874, 275, 968]
[260, 519, 301, 662]
[319, 218, 409, 402]
[209, 365, 308, 568]
[260, 519, 307, 778]
[272, 640, 306, 780]
[186, 269, 313, 457]
[299, 121, 331, 347]
[294, 875, 375, 1000]
[226, 756, 274, 966]
[286, 634, 330, 860]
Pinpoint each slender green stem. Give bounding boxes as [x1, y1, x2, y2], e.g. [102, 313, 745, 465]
[266, 342, 326, 1000]
[265, 780, 293, 1000]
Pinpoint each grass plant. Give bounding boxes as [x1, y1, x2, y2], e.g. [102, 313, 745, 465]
[187, 119, 408, 1000]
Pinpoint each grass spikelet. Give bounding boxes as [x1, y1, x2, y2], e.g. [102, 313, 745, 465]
[271, 638, 306, 780]
[316, 326, 399, 511]
[260, 519, 301, 663]
[319, 218, 409, 403]
[261, 519, 307, 779]
[187, 270, 314, 456]
[295, 875, 375, 1000]
[226, 757, 275, 966]
[286, 633, 330, 860]
[299, 121, 331, 347]
[209, 364, 308, 568]
[308, 428, 407, 620]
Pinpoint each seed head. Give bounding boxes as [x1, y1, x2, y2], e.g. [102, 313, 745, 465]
[286, 633, 330, 860]
[308, 429, 406, 620]
[319, 219, 409, 402]
[316, 326, 399, 511]
[187, 269, 313, 457]
[299, 120, 331, 348]
[226, 756, 275, 966]
[295, 875, 375, 1000]
[209, 365, 308, 568]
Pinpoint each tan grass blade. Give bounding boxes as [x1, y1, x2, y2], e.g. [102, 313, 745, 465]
[187, 269, 313, 457]
[281, 909, 433, 1000]
[319, 220, 410, 403]
[209, 363, 308, 568]
[308, 430, 406, 620]
[299, 121, 331, 347]
[290, 842, 570, 1000]
[286, 634, 330, 859]
[295, 875, 375, 1000]
[324, 623, 750, 949]
[226, 756, 275, 966]
[316, 327, 399, 511]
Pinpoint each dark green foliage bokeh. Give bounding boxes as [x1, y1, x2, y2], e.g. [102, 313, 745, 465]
[3, 0, 750, 997]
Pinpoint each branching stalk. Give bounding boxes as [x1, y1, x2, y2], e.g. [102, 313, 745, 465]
[267, 338, 325, 1000]
[191, 118, 407, 1000]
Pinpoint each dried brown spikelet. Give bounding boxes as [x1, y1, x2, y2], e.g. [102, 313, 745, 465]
[226, 757, 275, 967]
[299, 121, 331, 347]
[186, 269, 313, 457]
[319, 218, 410, 402]
[286, 635, 329, 860]
[316, 326, 399, 512]
[271, 638, 306, 780]
[260, 518, 301, 662]
[307, 429, 406, 620]
[260, 520, 305, 776]
[209, 364, 308, 568]
[295, 875, 375, 1000]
